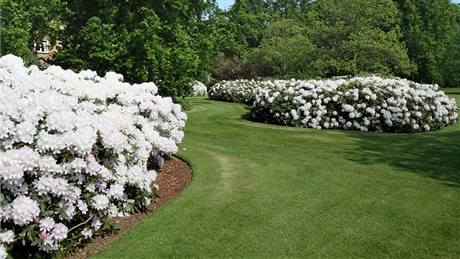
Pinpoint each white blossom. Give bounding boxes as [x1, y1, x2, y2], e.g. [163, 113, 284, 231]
[0, 55, 187, 256]
[108, 183, 125, 200]
[92, 195, 110, 210]
[91, 218, 102, 230]
[10, 196, 40, 226]
[80, 227, 93, 239]
[39, 217, 56, 232]
[0, 230, 14, 244]
[51, 223, 68, 241]
[190, 81, 208, 96]
[0, 245, 7, 259]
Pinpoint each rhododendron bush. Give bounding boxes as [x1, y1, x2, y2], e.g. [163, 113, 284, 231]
[191, 81, 207, 97]
[252, 77, 457, 132]
[0, 55, 186, 258]
[210, 77, 458, 132]
[208, 79, 261, 103]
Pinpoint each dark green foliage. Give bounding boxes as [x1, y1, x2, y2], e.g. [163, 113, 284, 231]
[0, 0, 63, 64]
[2, 0, 460, 95]
[396, 0, 459, 86]
[441, 20, 460, 87]
[228, 0, 271, 49]
[250, 19, 320, 79]
[0, 0, 32, 63]
[53, 0, 214, 101]
[214, 0, 460, 87]
[26, 0, 63, 49]
[307, 0, 415, 78]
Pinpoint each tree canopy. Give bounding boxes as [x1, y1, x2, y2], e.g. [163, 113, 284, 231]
[1, 0, 460, 101]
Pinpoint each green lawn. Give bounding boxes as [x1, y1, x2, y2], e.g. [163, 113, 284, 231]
[443, 88, 460, 94]
[95, 95, 460, 258]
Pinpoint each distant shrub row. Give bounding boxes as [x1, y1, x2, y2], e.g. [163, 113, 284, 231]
[209, 76, 458, 133]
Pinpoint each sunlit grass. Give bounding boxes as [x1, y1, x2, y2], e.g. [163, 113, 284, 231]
[95, 96, 460, 258]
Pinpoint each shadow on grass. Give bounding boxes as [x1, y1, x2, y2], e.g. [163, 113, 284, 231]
[342, 130, 460, 187]
[238, 102, 460, 186]
[240, 107, 253, 121]
[240, 106, 277, 124]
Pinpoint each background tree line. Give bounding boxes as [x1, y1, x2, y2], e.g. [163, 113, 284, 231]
[1, 0, 460, 102]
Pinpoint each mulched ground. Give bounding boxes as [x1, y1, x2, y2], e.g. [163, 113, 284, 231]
[67, 156, 192, 259]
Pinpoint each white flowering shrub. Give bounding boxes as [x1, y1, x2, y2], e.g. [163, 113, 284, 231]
[0, 55, 187, 258]
[252, 77, 457, 132]
[208, 79, 261, 103]
[191, 81, 207, 97]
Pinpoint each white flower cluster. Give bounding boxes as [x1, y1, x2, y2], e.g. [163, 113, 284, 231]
[37, 217, 69, 251]
[210, 76, 457, 132]
[208, 79, 261, 103]
[0, 55, 187, 256]
[191, 81, 207, 97]
[252, 77, 457, 132]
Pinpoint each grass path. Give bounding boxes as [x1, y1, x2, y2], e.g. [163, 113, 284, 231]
[95, 96, 460, 258]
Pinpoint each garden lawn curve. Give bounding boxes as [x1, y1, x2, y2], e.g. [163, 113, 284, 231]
[95, 95, 460, 258]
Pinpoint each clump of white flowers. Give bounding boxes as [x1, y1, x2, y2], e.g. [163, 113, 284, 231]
[210, 77, 458, 132]
[0, 55, 187, 257]
[208, 79, 261, 103]
[191, 81, 208, 97]
[252, 77, 457, 132]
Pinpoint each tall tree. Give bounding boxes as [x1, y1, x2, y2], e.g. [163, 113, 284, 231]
[439, 3, 460, 87]
[0, 0, 63, 64]
[265, 0, 312, 20]
[228, 0, 271, 49]
[53, 0, 216, 100]
[396, 0, 459, 85]
[0, 0, 32, 62]
[26, 0, 63, 50]
[251, 19, 320, 78]
[307, 0, 415, 77]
